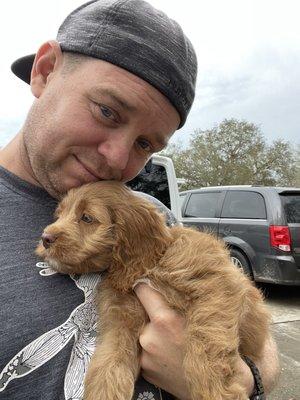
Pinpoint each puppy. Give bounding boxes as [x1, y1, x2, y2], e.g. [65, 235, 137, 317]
[36, 181, 271, 400]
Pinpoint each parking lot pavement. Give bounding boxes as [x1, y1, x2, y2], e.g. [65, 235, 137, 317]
[259, 283, 300, 400]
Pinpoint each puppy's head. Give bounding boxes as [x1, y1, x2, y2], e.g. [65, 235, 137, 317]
[36, 183, 116, 274]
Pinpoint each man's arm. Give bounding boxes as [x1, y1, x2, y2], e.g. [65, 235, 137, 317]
[134, 283, 280, 400]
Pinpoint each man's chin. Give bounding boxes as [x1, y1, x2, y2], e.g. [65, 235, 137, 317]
[40, 173, 83, 199]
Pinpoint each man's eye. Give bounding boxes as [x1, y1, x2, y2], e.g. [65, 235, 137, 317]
[137, 139, 153, 153]
[81, 214, 93, 223]
[100, 105, 114, 119]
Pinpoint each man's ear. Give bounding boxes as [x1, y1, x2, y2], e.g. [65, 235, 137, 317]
[30, 40, 63, 98]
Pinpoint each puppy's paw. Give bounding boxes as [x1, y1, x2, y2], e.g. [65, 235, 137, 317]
[84, 362, 135, 400]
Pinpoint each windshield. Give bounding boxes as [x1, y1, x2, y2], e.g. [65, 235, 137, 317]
[127, 160, 171, 210]
[179, 194, 187, 208]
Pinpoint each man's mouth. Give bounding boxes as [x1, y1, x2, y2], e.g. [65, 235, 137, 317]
[73, 155, 122, 181]
[73, 155, 101, 181]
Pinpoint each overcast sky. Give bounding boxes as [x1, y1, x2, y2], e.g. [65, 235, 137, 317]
[0, 0, 299, 148]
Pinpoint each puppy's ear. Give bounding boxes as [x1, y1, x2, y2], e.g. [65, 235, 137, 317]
[108, 189, 172, 276]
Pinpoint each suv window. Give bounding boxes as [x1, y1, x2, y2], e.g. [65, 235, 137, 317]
[280, 193, 300, 223]
[221, 191, 267, 219]
[184, 192, 221, 218]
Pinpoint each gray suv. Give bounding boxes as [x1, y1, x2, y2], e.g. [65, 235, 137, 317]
[180, 186, 300, 285]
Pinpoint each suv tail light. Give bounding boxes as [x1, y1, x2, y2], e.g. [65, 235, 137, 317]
[269, 225, 291, 252]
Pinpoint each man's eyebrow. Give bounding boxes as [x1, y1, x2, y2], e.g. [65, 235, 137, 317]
[90, 87, 137, 112]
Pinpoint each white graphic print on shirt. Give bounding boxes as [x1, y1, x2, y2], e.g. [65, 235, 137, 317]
[0, 263, 99, 399]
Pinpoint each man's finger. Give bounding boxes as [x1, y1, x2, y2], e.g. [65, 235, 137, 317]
[134, 283, 169, 321]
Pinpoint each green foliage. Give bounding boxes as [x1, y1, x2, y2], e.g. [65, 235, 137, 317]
[162, 119, 298, 190]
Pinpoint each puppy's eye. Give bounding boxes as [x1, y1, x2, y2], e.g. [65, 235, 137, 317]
[81, 214, 93, 223]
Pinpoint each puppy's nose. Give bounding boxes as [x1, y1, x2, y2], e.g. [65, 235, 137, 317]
[42, 233, 57, 249]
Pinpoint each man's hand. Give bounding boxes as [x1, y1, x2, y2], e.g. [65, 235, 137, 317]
[134, 283, 280, 399]
[134, 283, 190, 400]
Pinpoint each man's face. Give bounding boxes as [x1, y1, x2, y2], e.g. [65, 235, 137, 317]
[24, 56, 180, 198]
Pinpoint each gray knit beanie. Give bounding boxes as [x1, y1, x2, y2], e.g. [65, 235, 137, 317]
[11, 0, 197, 128]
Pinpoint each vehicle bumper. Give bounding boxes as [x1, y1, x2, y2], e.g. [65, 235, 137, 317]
[254, 255, 300, 285]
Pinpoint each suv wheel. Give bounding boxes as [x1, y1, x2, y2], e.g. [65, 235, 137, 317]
[230, 249, 253, 278]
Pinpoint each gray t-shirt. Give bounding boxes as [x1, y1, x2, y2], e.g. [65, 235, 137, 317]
[0, 166, 175, 400]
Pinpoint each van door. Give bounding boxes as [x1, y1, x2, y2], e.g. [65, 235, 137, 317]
[279, 191, 300, 268]
[181, 191, 224, 234]
[218, 190, 269, 274]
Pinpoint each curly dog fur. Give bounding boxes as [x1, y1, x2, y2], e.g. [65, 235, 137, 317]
[36, 181, 271, 400]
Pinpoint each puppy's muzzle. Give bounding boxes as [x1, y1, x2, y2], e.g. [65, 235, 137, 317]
[42, 233, 57, 249]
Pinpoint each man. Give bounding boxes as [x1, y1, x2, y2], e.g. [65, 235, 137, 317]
[0, 0, 279, 399]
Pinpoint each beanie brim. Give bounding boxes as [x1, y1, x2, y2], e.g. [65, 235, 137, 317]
[11, 54, 35, 84]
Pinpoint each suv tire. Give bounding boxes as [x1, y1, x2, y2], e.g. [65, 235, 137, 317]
[230, 249, 253, 278]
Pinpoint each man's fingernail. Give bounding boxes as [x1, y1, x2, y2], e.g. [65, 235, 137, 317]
[132, 278, 151, 291]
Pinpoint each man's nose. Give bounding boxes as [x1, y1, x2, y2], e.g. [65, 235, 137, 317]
[42, 232, 57, 249]
[97, 134, 132, 171]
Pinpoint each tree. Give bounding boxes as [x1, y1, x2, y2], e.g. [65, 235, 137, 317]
[163, 119, 298, 190]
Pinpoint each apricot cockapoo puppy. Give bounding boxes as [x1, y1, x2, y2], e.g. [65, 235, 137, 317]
[36, 181, 271, 400]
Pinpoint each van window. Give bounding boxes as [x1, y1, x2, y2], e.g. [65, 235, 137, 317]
[280, 194, 300, 223]
[221, 191, 267, 219]
[184, 192, 221, 218]
[127, 160, 171, 209]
